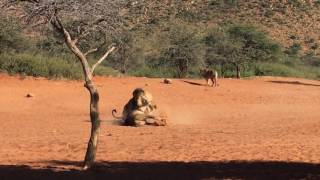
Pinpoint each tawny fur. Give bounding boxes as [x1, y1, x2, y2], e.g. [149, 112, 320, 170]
[112, 88, 166, 126]
[200, 68, 219, 87]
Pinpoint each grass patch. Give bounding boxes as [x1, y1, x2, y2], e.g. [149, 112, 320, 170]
[254, 62, 320, 79]
[129, 66, 176, 78]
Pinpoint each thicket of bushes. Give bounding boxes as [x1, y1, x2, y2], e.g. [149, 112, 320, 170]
[0, 53, 82, 79]
[0, 16, 319, 80]
[0, 53, 118, 79]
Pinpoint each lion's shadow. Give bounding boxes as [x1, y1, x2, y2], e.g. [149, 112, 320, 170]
[182, 80, 205, 86]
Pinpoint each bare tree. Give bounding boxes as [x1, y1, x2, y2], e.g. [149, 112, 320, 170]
[3, 0, 127, 169]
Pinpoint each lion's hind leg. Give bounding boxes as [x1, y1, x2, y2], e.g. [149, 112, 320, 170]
[145, 114, 167, 126]
[125, 113, 147, 127]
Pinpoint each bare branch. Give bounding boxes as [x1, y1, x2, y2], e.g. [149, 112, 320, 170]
[91, 46, 116, 74]
[84, 48, 98, 57]
[50, 14, 93, 81]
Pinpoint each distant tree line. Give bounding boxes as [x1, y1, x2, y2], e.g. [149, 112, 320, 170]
[1, 3, 320, 79]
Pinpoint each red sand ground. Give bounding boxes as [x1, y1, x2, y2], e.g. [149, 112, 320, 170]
[0, 74, 320, 179]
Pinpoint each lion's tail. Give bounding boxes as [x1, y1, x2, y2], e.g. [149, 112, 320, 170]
[112, 109, 122, 119]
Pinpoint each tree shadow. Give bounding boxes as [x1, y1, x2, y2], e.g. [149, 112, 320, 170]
[267, 80, 320, 87]
[182, 80, 205, 86]
[1, 160, 319, 180]
[82, 119, 123, 126]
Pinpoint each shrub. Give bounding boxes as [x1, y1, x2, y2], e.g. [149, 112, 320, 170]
[94, 66, 120, 76]
[151, 22, 204, 78]
[285, 43, 302, 56]
[0, 53, 118, 79]
[302, 54, 320, 67]
[0, 53, 82, 79]
[254, 63, 303, 77]
[0, 17, 29, 53]
[129, 66, 175, 78]
[254, 62, 320, 79]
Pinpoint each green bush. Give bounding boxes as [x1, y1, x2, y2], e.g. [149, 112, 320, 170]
[254, 63, 304, 77]
[94, 66, 120, 76]
[301, 54, 320, 67]
[129, 66, 176, 78]
[254, 62, 320, 79]
[0, 17, 29, 53]
[0, 53, 119, 79]
[0, 53, 82, 79]
[285, 43, 302, 56]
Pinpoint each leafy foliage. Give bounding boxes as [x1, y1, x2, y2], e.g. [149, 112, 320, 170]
[0, 53, 82, 79]
[0, 16, 27, 53]
[204, 25, 282, 77]
[1, 1, 320, 80]
[285, 42, 302, 56]
[0, 53, 118, 79]
[161, 23, 203, 77]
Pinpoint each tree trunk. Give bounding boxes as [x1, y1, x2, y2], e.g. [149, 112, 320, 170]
[120, 60, 127, 74]
[60, 27, 101, 170]
[220, 64, 225, 78]
[83, 80, 101, 170]
[51, 16, 114, 170]
[178, 58, 188, 78]
[236, 65, 241, 79]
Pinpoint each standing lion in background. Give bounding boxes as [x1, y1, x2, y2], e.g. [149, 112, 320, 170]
[200, 68, 219, 87]
[112, 88, 167, 126]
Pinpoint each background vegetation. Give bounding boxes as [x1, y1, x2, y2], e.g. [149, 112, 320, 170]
[1, 1, 320, 79]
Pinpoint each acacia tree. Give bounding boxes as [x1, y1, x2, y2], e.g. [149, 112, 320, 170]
[106, 30, 134, 74]
[205, 25, 281, 78]
[160, 22, 203, 78]
[4, 0, 128, 169]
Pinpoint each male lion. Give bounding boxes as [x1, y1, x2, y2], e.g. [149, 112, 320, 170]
[200, 68, 218, 87]
[112, 88, 166, 126]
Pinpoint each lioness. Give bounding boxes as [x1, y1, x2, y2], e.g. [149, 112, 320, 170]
[200, 68, 218, 87]
[112, 88, 166, 126]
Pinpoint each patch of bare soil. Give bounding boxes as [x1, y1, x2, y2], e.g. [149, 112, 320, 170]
[0, 74, 320, 179]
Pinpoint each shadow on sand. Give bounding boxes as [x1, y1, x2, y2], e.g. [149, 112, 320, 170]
[82, 119, 123, 126]
[267, 80, 320, 87]
[1, 160, 319, 180]
[182, 80, 205, 86]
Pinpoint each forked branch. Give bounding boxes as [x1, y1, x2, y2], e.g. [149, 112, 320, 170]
[84, 48, 98, 56]
[50, 15, 93, 81]
[91, 46, 116, 74]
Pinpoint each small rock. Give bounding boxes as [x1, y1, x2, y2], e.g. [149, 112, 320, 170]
[26, 93, 34, 98]
[163, 78, 172, 84]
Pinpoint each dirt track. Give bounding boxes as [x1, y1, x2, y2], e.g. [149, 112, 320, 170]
[0, 74, 320, 179]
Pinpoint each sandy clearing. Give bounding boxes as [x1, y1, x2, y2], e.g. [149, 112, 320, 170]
[0, 74, 320, 179]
